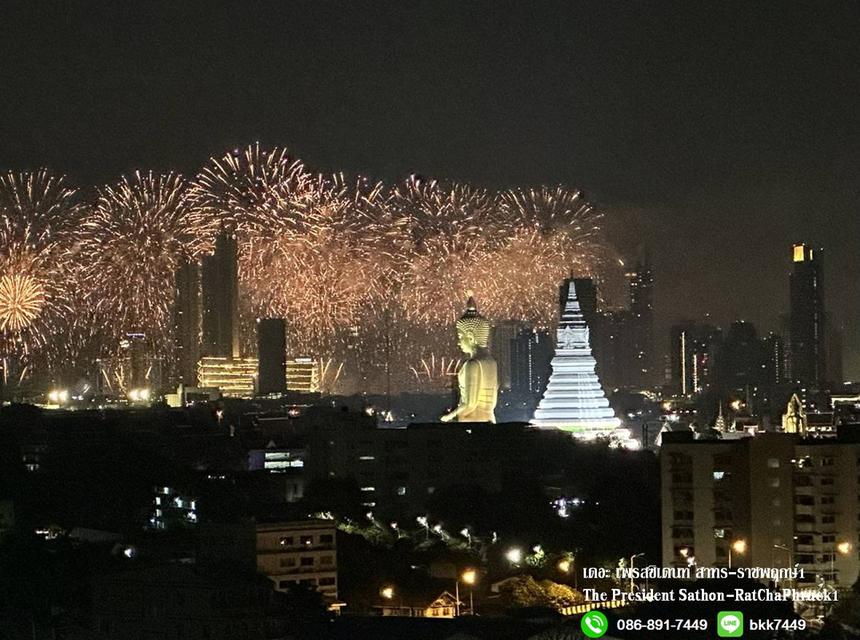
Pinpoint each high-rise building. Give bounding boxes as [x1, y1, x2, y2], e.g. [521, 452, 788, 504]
[257, 318, 287, 395]
[788, 243, 825, 386]
[670, 321, 721, 396]
[762, 332, 786, 386]
[714, 320, 767, 394]
[491, 320, 528, 390]
[531, 283, 620, 436]
[125, 332, 149, 390]
[627, 260, 655, 388]
[509, 327, 552, 402]
[174, 259, 200, 386]
[201, 233, 240, 359]
[826, 316, 844, 386]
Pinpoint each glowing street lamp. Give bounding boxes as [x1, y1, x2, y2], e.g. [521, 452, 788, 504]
[557, 558, 571, 573]
[505, 547, 523, 565]
[380, 586, 394, 600]
[460, 568, 477, 615]
[729, 539, 746, 569]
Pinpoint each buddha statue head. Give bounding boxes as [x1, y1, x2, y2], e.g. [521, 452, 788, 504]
[455, 292, 491, 356]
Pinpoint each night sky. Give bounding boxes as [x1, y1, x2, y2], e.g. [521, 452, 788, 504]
[2, 1, 859, 374]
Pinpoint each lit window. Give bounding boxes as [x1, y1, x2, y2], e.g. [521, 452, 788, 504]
[767, 458, 780, 468]
[769, 477, 780, 488]
[397, 486, 407, 496]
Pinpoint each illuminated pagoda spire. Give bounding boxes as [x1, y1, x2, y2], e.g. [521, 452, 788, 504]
[531, 282, 620, 437]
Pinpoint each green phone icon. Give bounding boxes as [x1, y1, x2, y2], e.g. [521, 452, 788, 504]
[581, 610, 608, 638]
[717, 611, 744, 637]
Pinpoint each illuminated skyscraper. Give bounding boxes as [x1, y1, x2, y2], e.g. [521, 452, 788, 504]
[257, 318, 287, 395]
[201, 233, 240, 359]
[788, 243, 825, 386]
[531, 283, 620, 437]
[174, 259, 200, 386]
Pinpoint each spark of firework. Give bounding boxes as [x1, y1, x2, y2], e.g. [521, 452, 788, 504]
[0, 169, 80, 360]
[80, 171, 208, 350]
[189, 143, 308, 236]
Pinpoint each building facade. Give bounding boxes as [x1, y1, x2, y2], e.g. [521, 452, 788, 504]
[789, 243, 825, 387]
[257, 318, 287, 395]
[661, 431, 860, 587]
[202, 232, 240, 359]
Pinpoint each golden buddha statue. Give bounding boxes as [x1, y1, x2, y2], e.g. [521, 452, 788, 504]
[441, 293, 498, 423]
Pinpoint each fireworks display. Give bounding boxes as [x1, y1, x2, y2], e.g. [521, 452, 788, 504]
[0, 170, 80, 366]
[0, 146, 621, 394]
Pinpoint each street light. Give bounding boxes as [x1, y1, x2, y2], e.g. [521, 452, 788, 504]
[729, 539, 746, 569]
[380, 586, 394, 600]
[629, 553, 644, 592]
[830, 542, 853, 586]
[461, 569, 477, 615]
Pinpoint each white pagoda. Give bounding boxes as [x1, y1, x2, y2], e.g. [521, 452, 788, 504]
[531, 283, 621, 437]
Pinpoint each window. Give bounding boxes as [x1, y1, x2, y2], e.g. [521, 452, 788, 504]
[821, 456, 835, 466]
[280, 557, 296, 568]
[821, 496, 835, 505]
[713, 528, 726, 539]
[320, 555, 333, 565]
[300, 535, 313, 546]
[674, 510, 694, 521]
[823, 534, 836, 543]
[769, 477, 780, 488]
[822, 515, 836, 524]
[300, 556, 314, 566]
[279, 537, 293, 546]
[822, 478, 835, 486]
[318, 577, 336, 586]
[772, 498, 781, 507]
[767, 458, 780, 468]
[713, 471, 726, 481]
[360, 486, 376, 492]
[396, 486, 407, 496]
[320, 534, 333, 544]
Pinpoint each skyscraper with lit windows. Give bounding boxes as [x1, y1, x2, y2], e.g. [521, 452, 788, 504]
[788, 243, 825, 386]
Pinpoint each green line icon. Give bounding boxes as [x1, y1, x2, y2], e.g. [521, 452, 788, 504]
[717, 611, 744, 637]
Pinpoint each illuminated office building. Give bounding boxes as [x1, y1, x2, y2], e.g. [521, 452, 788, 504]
[286, 358, 320, 394]
[197, 356, 258, 397]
